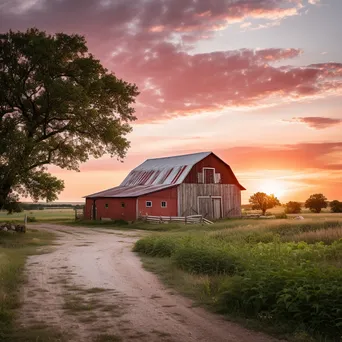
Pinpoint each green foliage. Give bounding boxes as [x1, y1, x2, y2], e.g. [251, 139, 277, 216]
[285, 201, 302, 214]
[219, 266, 342, 338]
[304, 194, 328, 213]
[135, 219, 342, 340]
[330, 200, 342, 213]
[0, 230, 54, 340]
[173, 245, 240, 275]
[249, 192, 281, 215]
[133, 236, 177, 257]
[27, 216, 37, 222]
[3, 198, 23, 214]
[0, 28, 139, 208]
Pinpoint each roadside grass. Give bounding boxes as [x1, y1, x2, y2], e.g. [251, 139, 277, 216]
[134, 218, 342, 342]
[0, 229, 56, 341]
[0, 208, 74, 223]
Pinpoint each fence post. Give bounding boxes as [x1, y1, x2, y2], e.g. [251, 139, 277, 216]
[185, 216, 187, 224]
[24, 214, 27, 227]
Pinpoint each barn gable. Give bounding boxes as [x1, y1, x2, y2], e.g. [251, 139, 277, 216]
[183, 153, 245, 190]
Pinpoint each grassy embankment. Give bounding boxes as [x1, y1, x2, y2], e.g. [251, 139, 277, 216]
[134, 216, 342, 341]
[0, 229, 55, 341]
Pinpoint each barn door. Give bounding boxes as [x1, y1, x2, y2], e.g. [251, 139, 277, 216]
[212, 198, 222, 220]
[198, 197, 212, 219]
[197, 197, 222, 220]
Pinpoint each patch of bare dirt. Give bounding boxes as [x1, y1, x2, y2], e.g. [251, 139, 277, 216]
[19, 224, 280, 342]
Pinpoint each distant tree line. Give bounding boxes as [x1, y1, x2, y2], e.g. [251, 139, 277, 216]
[248, 192, 342, 215]
[2, 202, 84, 214]
[21, 203, 84, 210]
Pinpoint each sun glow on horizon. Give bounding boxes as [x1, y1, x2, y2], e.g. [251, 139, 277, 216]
[259, 179, 288, 199]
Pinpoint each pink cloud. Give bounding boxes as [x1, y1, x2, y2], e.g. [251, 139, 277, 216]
[0, 0, 338, 123]
[284, 117, 342, 129]
[110, 45, 342, 121]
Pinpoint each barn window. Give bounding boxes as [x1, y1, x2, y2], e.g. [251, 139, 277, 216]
[161, 201, 167, 208]
[203, 168, 215, 183]
[105, 203, 109, 208]
[146, 201, 152, 208]
[121, 202, 125, 208]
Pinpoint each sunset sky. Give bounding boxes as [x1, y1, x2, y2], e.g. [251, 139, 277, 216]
[1, 0, 342, 203]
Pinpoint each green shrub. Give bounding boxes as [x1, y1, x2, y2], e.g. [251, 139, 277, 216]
[133, 236, 156, 255]
[173, 245, 241, 275]
[219, 266, 342, 339]
[275, 212, 288, 219]
[27, 216, 37, 222]
[330, 200, 342, 213]
[285, 201, 302, 214]
[133, 236, 177, 257]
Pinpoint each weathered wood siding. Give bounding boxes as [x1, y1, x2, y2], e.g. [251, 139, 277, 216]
[177, 183, 241, 218]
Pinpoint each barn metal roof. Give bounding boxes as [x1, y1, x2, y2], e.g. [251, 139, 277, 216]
[85, 184, 176, 198]
[120, 151, 212, 186]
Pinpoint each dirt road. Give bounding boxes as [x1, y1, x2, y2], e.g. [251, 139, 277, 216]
[20, 225, 279, 342]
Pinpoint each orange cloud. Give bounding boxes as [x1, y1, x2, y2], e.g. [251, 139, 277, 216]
[284, 117, 342, 129]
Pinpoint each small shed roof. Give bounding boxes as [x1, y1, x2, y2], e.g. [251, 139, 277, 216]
[120, 151, 211, 186]
[85, 184, 175, 198]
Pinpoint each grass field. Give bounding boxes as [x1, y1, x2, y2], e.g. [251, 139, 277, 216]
[0, 229, 55, 341]
[0, 209, 75, 223]
[1, 206, 342, 341]
[133, 212, 342, 341]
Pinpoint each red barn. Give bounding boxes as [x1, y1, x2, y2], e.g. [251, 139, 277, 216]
[84, 152, 245, 221]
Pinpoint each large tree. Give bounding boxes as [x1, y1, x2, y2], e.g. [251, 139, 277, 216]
[304, 194, 328, 213]
[249, 192, 281, 216]
[0, 28, 139, 208]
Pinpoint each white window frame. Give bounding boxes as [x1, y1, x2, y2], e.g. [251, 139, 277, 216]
[161, 201, 167, 208]
[146, 201, 152, 208]
[202, 167, 215, 184]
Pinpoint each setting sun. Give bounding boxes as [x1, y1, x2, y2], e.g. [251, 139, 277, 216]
[259, 180, 287, 198]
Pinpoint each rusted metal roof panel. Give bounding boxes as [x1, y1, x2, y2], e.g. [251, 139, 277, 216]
[120, 151, 211, 186]
[85, 184, 176, 198]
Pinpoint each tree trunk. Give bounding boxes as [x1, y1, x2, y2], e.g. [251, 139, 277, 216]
[0, 183, 12, 210]
[262, 209, 266, 216]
